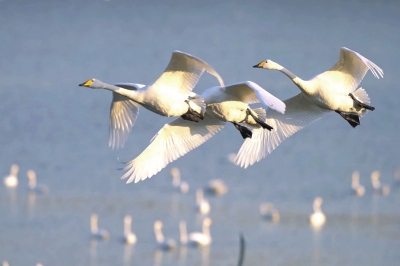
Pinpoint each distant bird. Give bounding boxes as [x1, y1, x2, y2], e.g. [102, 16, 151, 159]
[351, 171, 365, 196]
[179, 218, 212, 247]
[79, 50, 224, 150]
[236, 47, 383, 168]
[3, 164, 19, 188]
[371, 170, 390, 196]
[90, 213, 110, 240]
[122, 215, 137, 245]
[204, 179, 228, 196]
[2, 261, 9, 266]
[122, 80, 285, 183]
[170, 167, 189, 193]
[26, 170, 49, 194]
[195, 189, 210, 214]
[153, 220, 176, 251]
[259, 203, 280, 222]
[309, 197, 326, 229]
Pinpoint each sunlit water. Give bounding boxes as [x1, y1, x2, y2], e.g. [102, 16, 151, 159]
[1, 1, 399, 265]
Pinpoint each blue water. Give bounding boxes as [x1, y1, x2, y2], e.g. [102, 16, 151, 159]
[1, 1, 399, 265]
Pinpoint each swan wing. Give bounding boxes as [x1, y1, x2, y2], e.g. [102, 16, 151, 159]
[150, 50, 224, 94]
[324, 47, 383, 91]
[223, 81, 286, 114]
[108, 83, 144, 149]
[235, 93, 330, 168]
[122, 113, 226, 183]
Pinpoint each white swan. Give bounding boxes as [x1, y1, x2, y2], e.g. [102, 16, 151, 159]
[3, 164, 19, 188]
[154, 220, 176, 251]
[26, 170, 49, 194]
[179, 218, 212, 247]
[122, 215, 137, 245]
[195, 189, 211, 215]
[121, 80, 285, 183]
[90, 213, 110, 240]
[236, 47, 383, 168]
[309, 197, 326, 228]
[170, 167, 189, 193]
[79, 50, 224, 149]
[259, 202, 280, 222]
[204, 179, 228, 196]
[371, 170, 390, 196]
[351, 171, 365, 196]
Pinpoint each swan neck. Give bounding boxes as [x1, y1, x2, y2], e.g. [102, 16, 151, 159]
[179, 221, 188, 244]
[100, 82, 142, 103]
[90, 215, 98, 233]
[196, 190, 203, 203]
[202, 222, 210, 237]
[28, 176, 36, 189]
[154, 225, 164, 243]
[279, 68, 313, 95]
[124, 217, 131, 233]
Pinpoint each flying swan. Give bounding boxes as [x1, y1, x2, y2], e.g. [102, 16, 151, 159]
[235, 47, 383, 168]
[79, 50, 224, 149]
[121, 80, 285, 183]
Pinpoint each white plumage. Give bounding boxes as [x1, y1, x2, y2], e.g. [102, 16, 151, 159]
[204, 179, 228, 196]
[371, 170, 390, 196]
[351, 171, 365, 196]
[179, 218, 212, 247]
[121, 81, 285, 183]
[122, 215, 137, 245]
[79, 50, 225, 149]
[90, 213, 110, 240]
[259, 202, 280, 222]
[309, 197, 326, 229]
[26, 170, 49, 194]
[153, 220, 176, 251]
[236, 47, 383, 168]
[3, 164, 19, 188]
[170, 167, 189, 193]
[195, 189, 211, 215]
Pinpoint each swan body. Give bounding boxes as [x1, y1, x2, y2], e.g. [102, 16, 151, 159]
[204, 179, 228, 196]
[154, 220, 176, 251]
[90, 213, 110, 240]
[351, 171, 365, 196]
[170, 167, 189, 193]
[26, 170, 49, 194]
[3, 164, 19, 188]
[309, 197, 326, 228]
[79, 50, 224, 149]
[180, 218, 212, 247]
[122, 215, 137, 244]
[236, 47, 383, 168]
[195, 189, 210, 214]
[259, 203, 280, 222]
[121, 81, 285, 183]
[371, 170, 390, 196]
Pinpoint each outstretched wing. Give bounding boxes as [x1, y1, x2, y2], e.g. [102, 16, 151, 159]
[108, 83, 145, 149]
[323, 47, 383, 92]
[223, 81, 286, 114]
[121, 113, 226, 183]
[235, 93, 330, 168]
[149, 50, 225, 94]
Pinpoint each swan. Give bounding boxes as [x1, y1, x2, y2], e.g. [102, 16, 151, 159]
[195, 189, 211, 215]
[122, 215, 137, 245]
[90, 213, 110, 240]
[3, 164, 19, 188]
[236, 47, 383, 168]
[154, 220, 176, 251]
[179, 218, 212, 247]
[79, 50, 224, 149]
[26, 170, 49, 194]
[370, 170, 390, 195]
[351, 171, 365, 196]
[259, 202, 280, 222]
[309, 197, 326, 228]
[204, 179, 228, 196]
[170, 167, 189, 193]
[121, 80, 285, 183]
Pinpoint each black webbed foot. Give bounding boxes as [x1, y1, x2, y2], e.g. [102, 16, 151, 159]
[245, 109, 273, 131]
[232, 122, 252, 139]
[335, 110, 360, 128]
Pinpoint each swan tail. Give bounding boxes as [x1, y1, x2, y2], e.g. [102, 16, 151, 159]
[188, 97, 206, 115]
[251, 108, 267, 122]
[352, 87, 371, 105]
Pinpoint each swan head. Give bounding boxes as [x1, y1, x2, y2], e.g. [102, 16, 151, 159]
[253, 59, 283, 71]
[154, 220, 163, 229]
[79, 78, 105, 89]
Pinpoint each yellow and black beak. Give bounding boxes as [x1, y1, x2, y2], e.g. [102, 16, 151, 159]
[253, 61, 265, 68]
[79, 79, 93, 87]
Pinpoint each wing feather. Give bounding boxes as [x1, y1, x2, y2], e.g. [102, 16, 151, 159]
[235, 93, 330, 168]
[121, 114, 226, 183]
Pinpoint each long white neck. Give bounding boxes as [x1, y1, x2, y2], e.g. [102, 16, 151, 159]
[277, 66, 314, 95]
[313, 202, 322, 213]
[10, 165, 19, 176]
[179, 221, 188, 244]
[97, 80, 145, 104]
[27, 172, 37, 189]
[172, 174, 180, 186]
[90, 214, 98, 233]
[196, 189, 204, 204]
[202, 221, 210, 237]
[154, 224, 164, 243]
[352, 172, 360, 187]
[124, 215, 132, 234]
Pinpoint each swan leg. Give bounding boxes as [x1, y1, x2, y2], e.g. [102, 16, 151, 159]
[232, 122, 252, 139]
[245, 109, 273, 131]
[335, 111, 360, 128]
[349, 93, 375, 111]
[181, 100, 204, 122]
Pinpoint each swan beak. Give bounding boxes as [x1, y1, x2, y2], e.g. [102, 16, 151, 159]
[253, 61, 265, 68]
[79, 79, 93, 87]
